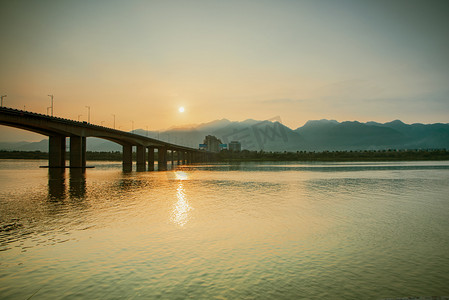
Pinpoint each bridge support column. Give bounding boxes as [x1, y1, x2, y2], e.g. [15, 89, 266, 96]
[186, 152, 192, 164]
[122, 144, 132, 172]
[70, 136, 86, 168]
[136, 145, 146, 172]
[148, 147, 155, 171]
[82, 137, 86, 166]
[182, 151, 186, 164]
[171, 150, 175, 167]
[49, 136, 66, 168]
[177, 151, 180, 165]
[158, 147, 167, 171]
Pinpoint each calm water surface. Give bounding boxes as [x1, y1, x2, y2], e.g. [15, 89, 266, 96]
[1, 160, 449, 299]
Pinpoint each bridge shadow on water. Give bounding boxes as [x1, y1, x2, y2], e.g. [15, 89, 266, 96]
[47, 164, 180, 201]
[48, 168, 87, 200]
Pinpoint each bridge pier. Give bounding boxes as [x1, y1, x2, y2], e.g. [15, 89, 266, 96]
[171, 150, 175, 167]
[183, 151, 187, 164]
[122, 144, 132, 172]
[177, 150, 181, 165]
[148, 147, 155, 171]
[186, 151, 192, 164]
[49, 136, 66, 168]
[158, 147, 167, 171]
[70, 136, 86, 168]
[136, 145, 146, 172]
[179, 151, 183, 165]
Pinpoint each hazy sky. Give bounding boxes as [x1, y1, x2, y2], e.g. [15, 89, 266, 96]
[1, 0, 448, 141]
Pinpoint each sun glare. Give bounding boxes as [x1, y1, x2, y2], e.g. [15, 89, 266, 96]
[178, 106, 185, 113]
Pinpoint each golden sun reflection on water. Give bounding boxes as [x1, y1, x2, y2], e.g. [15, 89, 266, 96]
[171, 172, 192, 227]
[174, 171, 188, 180]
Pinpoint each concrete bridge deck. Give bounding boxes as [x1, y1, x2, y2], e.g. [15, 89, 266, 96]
[0, 107, 210, 171]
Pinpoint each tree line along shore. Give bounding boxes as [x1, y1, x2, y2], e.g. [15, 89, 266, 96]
[1, 149, 448, 162]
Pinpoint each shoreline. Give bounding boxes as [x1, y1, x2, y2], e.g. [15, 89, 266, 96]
[1, 149, 448, 162]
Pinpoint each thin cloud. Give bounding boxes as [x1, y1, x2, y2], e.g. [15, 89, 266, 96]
[258, 98, 306, 104]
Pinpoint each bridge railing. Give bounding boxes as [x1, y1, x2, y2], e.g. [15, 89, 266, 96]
[1, 106, 201, 151]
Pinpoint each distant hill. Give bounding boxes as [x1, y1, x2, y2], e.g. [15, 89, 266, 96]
[1, 119, 448, 152]
[295, 120, 405, 150]
[294, 119, 449, 150]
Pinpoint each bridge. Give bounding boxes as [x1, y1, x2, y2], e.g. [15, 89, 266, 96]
[0, 107, 211, 171]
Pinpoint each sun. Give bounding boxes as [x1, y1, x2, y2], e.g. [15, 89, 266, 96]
[178, 106, 185, 113]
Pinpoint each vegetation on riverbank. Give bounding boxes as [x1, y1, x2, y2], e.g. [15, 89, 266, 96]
[217, 149, 449, 162]
[1, 149, 448, 162]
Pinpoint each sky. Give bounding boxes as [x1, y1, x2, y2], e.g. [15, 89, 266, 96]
[1, 0, 448, 142]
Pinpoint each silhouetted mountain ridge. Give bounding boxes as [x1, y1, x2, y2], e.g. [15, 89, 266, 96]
[295, 119, 449, 150]
[1, 119, 448, 152]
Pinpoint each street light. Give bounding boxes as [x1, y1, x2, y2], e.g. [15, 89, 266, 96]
[85, 106, 90, 123]
[48, 95, 53, 116]
[112, 114, 116, 129]
[78, 114, 82, 121]
[131, 121, 134, 133]
[1, 95, 6, 107]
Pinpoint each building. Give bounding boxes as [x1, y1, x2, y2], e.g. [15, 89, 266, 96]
[203, 135, 222, 152]
[228, 141, 241, 152]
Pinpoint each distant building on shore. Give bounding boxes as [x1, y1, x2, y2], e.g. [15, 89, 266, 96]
[203, 135, 222, 152]
[229, 141, 241, 152]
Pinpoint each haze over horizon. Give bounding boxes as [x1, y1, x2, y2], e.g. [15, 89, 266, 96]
[1, 0, 448, 142]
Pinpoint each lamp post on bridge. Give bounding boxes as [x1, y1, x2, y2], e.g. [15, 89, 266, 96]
[47, 95, 54, 116]
[78, 114, 82, 121]
[1, 95, 6, 107]
[112, 114, 116, 129]
[85, 106, 90, 123]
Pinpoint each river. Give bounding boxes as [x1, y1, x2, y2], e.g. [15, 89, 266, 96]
[1, 160, 449, 299]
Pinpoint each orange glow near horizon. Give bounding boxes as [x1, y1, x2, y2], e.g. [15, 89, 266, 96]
[1, 1, 448, 142]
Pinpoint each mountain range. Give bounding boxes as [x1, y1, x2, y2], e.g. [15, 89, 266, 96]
[1, 119, 448, 152]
